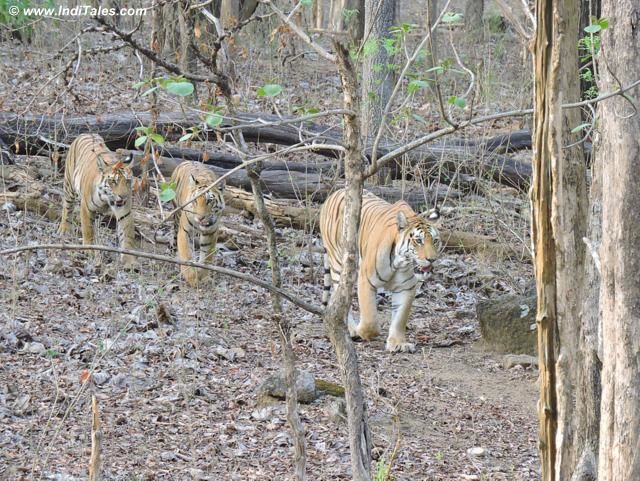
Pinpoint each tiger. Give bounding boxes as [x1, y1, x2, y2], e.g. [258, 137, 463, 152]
[58, 134, 136, 268]
[171, 161, 225, 286]
[319, 188, 441, 353]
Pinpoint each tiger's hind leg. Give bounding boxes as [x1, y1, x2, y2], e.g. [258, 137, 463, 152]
[386, 288, 417, 353]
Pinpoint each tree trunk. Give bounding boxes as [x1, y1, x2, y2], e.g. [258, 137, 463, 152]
[532, 1, 558, 479]
[597, 2, 640, 479]
[326, 41, 372, 481]
[464, 0, 484, 46]
[361, 0, 396, 142]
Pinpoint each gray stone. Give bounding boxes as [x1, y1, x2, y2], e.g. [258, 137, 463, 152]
[258, 369, 318, 404]
[503, 354, 538, 370]
[477, 293, 537, 355]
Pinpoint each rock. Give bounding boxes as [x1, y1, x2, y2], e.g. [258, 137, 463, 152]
[467, 447, 489, 458]
[92, 371, 110, 385]
[25, 342, 46, 355]
[314, 378, 345, 397]
[477, 293, 537, 355]
[258, 369, 318, 404]
[324, 397, 347, 424]
[503, 354, 538, 370]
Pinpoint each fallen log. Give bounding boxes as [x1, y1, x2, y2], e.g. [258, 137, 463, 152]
[2, 164, 522, 259]
[0, 137, 14, 165]
[123, 150, 458, 206]
[0, 111, 530, 191]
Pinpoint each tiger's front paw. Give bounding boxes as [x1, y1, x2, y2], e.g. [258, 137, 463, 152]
[57, 223, 70, 235]
[349, 320, 381, 341]
[386, 337, 415, 353]
[122, 255, 139, 271]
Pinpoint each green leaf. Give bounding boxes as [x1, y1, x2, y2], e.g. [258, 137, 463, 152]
[134, 136, 148, 148]
[362, 38, 378, 57]
[300, 0, 312, 6]
[132, 81, 146, 89]
[448, 96, 466, 108]
[150, 133, 165, 145]
[141, 85, 159, 97]
[179, 133, 194, 142]
[206, 113, 223, 127]
[598, 18, 609, 30]
[584, 24, 601, 33]
[571, 122, 591, 133]
[159, 183, 177, 202]
[442, 12, 463, 23]
[408, 79, 429, 94]
[257, 83, 283, 97]
[165, 81, 195, 96]
[135, 126, 150, 134]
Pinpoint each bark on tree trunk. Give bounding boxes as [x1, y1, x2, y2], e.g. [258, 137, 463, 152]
[532, 1, 558, 479]
[597, 2, 640, 479]
[361, 0, 396, 142]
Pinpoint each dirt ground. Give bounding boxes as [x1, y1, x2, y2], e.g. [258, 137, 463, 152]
[1, 10, 539, 480]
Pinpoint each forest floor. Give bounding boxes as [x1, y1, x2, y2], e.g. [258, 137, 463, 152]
[0, 18, 540, 481]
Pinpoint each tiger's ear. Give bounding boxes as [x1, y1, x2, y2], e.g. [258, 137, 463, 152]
[189, 174, 198, 189]
[123, 153, 134, 165]
[96, 156, 108, 173]
[218, 179, 225, 192]
[423, 206, 440, 221]
[396, 211, 407, 230]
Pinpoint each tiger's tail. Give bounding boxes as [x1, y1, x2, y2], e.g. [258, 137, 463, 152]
[322, 251, 332, 307]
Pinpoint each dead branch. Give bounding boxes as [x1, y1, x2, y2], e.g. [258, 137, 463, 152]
[0, 243, 323, 316]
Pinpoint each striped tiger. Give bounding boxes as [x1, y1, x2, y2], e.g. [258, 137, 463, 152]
[58, 134, 136, 267]
[319, 189, 441, 353]
[171, 161, 225, 286]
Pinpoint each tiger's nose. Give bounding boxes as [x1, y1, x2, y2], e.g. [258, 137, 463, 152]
[113, 198, 126, 208]
[200, 217, 216, 227]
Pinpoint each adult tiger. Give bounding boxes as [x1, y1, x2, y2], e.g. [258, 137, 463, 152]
[320, 189, 441, 353]
[58, 134, 136, 267]
[171, 161, 225, 286]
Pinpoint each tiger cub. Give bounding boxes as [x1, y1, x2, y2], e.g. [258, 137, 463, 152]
[319, 189, 441, 353]
[171, 161, 225, 286]
[58, 134, 136, 267]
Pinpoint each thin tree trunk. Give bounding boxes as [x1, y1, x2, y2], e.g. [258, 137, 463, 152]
[597, 1, 640, 479]
[532, 1, 558, 479]
[326, 41, 372, 481]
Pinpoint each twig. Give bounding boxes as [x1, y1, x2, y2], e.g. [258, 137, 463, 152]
[88, 396, 102, 481]
[261, 0, 337, 63]
[1, 244, 323, 315]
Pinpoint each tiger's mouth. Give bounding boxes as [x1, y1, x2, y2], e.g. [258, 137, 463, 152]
[414, 264, 432, 281]
[416, 264, 432, 274]
[112, 199, 126, 208]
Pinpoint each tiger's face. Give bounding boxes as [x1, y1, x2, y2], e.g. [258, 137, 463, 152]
[99, 168, 133, 209]
[186, 178, 225, 235]
[97, 153, 134, 209]
[394, 212, 441, 281]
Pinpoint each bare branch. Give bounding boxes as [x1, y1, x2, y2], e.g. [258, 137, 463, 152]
[0, 244, 323, 316]
[92, 15, 230, 93]
[261, 0, 337, 63]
